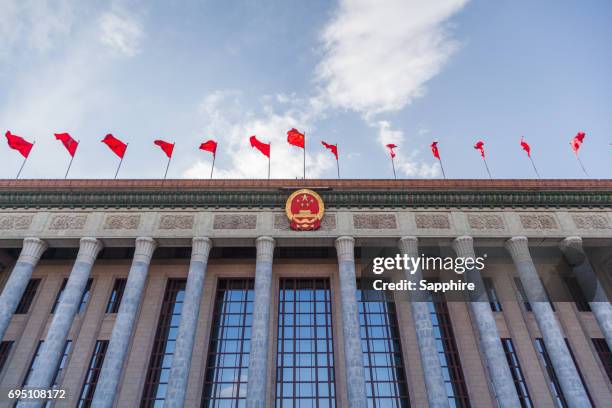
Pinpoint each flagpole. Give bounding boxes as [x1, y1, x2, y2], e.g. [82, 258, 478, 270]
[210, 153, 216, 179]
[529, 156, 540, 178]
[114, 143, 128, 179]
[576, 155, 589, 176]
[16, 141, 34, 179]
[268, 142, 271, 180]
[391, 156, 397, 180]
[438, 158, 447, 179]
[336, 144, 340, 179]
[64, 140, 79, 179]
[482, 158, 492, 179]
[303, 132, 306, 180]
[163, 155, 172, 180]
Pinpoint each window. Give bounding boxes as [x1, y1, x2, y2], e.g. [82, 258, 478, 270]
[500, 338, 533, 408]
[51, 278, 93, 314]
[0, 341, 14, 373]
[77, 340, 109, 407]
[141, 279, 186, 408]
[358, 280, 409, 407]
[514, 277, 555, 312]
[562, 276, 591, 312]
[428, 291, 470, 407]
[15, 279, 41, 314]
[592, 338, 612, 383]
[483, 278, 502, 312]
[534, 338, 565, 408]
[201, 279, 254, 407]
[21, 340, 72, 407]
[564, 339, 594, 407]
[276, 278, 336, 408]
[105, 278, 127, 313]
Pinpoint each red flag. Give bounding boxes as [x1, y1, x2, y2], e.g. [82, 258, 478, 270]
[55, 132, 78, 157]
[200, 139, 217, 155]
[5, 131, 34, 158]
[571, 132, 585, 154]
[102, 134, 127, 158]
[287, 128, 305, 148]
[154, 140, 174, 158]
[385, 143, 397, 158]
[430, 141, 440, 160]
[249, 135, 270, 158]
[520, 137, 531, 157]
[474, 140, 485, 158]
[321, 141, 338, 160]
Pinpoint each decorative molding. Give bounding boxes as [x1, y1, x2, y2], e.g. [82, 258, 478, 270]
[505, 236, 532, 263]
[0, 214, 33, 230]
[159, 214, 195, 230]
[255, 236, 275, 262]
[18, 238, 48, 264]
[274, 213, 336, 230]
[398, 236, 419, 257]
[76, 237, 103, 264]
[452, 236, 475, 258]
[103, 214, 141, 230]
[468, 213, 505, 230]
[213, 214, 257, 230]
[353, 214, 397, 229]
[335, 236, 355, 263]
[571, 214, 611, 230]
[191, 237, 213, 263]
[133, 237, 157, 263]
[48, 214, 87, 230]
[519, 214, 558, 230]
[415, 213, 450, 229]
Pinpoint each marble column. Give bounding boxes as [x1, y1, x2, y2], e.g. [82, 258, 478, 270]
[246, 236, 275, 408]
[452, 236, 520, 408]
[164, 237, 213, 408]
[398, 237, 449, 408]
[19, 237, 102, 408]
[91, 237, 157, 408]
[506, 236, 591, 408]
[559, 236, 612, 351]
[335, 236, 367, 408]
[0, 237, 48, 342]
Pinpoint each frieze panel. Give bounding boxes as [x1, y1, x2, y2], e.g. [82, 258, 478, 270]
[274, 213, 336, 230]
[0, 214, 33, 230]
[48, 214, 87, 230]
[353, 214, 397, 229]
[103, 214, 141, 230]
[519, 214, 558, 230]
[415, 213, 450, 229]
[468, 214, 505, 230]
[213, 214, 257, 230]
[159, 214, 195, 230]
[572, 214, 611, 230]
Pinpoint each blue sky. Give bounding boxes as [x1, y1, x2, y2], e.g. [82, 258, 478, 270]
[1, 0, 610, 179]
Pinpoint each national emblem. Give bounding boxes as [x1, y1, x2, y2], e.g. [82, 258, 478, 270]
[285, 189, 325, 231]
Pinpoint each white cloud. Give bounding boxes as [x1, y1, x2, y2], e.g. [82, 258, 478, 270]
[98, 11, 143, 57]
[316, 0, 468, 117]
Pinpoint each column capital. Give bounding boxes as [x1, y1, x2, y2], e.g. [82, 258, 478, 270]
[559, 236, 586, 266]
[335, 236, 355, 263]
[191, 237, 212, 262]
[76, 237, 103, 264]
[255, 236, 275, 263]
[452, 235, 475, 257]
[18, 237, 48, 265]
[133, 237, 157, 263]
[398, 236, 418, 257]
[505, 236, 531, 262]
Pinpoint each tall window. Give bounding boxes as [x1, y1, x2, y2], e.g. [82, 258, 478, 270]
[562, 276, 591, 312]
[141, 279, 186, 408]
[483, 277, 502, 312]
[105, 278, 127, 313]
[564, 339, 594, 407]
[201, 279, 254, 407]
[428, 291, 470, 407]
[500, 338, 533, 408]
[357, 280, 409, 407]
[592, 338, 612, 383]
[15, 279, 41, 314]
[51, 278, 93, 314]
[77, 340, 109, 407]
[21, 340, 72, 407]
[0, 341, 14, 374]
[276, 278, 336, 408]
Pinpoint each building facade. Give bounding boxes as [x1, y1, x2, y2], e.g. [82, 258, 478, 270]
[0, 179, 610, 407]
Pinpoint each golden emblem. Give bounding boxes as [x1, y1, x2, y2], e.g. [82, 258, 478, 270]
[285, 189, 325, 231]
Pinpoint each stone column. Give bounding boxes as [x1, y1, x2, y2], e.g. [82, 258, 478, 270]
[246, 236, 275, 408]
[559, 236, 612, 351]
[164, 237, 212, 408]
[506, 236, 591, 408]
[19, 237, 102, 408]
[398, 237, 449, 408]
[335, 236, 367, 408]
[452, 236, 520, 408]
[0, 238, 48, 342]
[91, 237, 157, 408]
